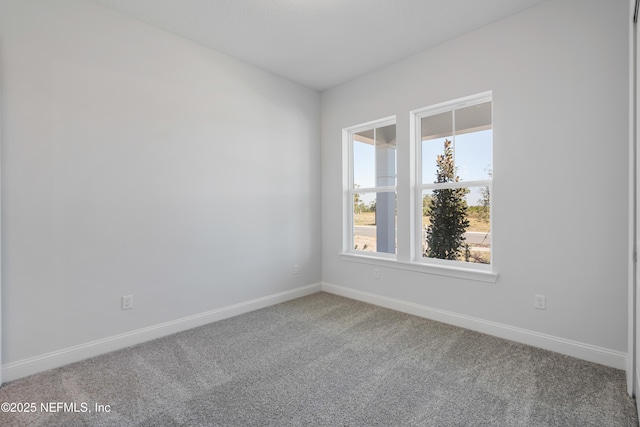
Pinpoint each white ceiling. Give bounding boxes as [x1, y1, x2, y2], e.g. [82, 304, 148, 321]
[88, 0, 548, 91]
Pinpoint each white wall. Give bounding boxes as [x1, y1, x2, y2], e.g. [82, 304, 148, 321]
[0, 0, 321, 367]
[322, 0, 630, 357]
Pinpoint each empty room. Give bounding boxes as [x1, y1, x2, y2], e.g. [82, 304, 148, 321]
[1, 0, 639, 425]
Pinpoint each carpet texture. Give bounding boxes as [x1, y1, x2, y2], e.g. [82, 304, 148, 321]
[0, 292, 637, 426]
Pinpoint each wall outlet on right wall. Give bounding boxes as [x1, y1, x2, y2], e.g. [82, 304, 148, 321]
[534, 294, 546, 310]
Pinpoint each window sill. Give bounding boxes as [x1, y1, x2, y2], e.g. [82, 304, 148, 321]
[339, 252, 498, 283]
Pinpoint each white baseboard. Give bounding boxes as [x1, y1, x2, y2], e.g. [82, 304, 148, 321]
[4, 281, 626, 384]
[631, 369, 640, 419]
[627, 353, 634, 396]
[321, 282, 627, 370]
[2, 283, 322, 384]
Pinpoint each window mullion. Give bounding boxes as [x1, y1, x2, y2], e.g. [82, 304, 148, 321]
[353, 186, 396, 194]
[419, 180, 491, 191]
[452, 109, 456, 179]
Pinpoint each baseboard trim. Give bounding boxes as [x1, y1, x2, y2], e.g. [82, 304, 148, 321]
[321, 282, 627, 370]
[636, 368, 640, 420]
[2, 283, 322, 383]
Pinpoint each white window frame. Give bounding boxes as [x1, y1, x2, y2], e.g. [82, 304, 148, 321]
[343, 116, 397, 259]
[413, 91, 493, 272]
[340, 93, 497, 283]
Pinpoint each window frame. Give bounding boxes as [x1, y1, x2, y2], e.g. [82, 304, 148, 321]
[343, 116, 397, 259]
[340, 92, 497, 283]
[413, 91, 493, 271]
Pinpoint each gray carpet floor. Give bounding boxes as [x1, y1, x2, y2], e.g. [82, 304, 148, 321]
[0, 292, 637, 426]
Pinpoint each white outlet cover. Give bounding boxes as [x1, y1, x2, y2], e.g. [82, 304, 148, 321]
[122, 295, 134, 310]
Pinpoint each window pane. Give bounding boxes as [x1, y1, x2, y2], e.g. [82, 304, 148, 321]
[354, 191, 396, 254]
[354, 192, 376, 252]
[375, 124, 397, 187]
[455, 102, 491, 134]
[375, 191, 397, 254]
[353, 135, 375, 189]
[455, 129, 492, 182]
[455, 102, 492, 181]
[421, 111, 452, 183]
[422, 186, 490, 264]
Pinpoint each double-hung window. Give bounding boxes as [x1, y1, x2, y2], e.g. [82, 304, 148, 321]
[415, 92, 492, 268]
[342, 92, 494, 280]
[345, 117, 397, 257]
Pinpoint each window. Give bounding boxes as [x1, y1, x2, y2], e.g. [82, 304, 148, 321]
[415, 92, 492, 268]
[342, 92, 494, 281]
[344, 117, 397, 257]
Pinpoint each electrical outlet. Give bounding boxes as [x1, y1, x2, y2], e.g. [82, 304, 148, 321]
[122, 295, 134, 310]
[534, 294, 546, 310]
[373, 268, 379, 279]
[293, 264, 299, 274]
